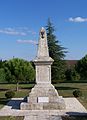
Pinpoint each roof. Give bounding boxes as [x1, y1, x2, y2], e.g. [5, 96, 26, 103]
[65, 60, 78, 69]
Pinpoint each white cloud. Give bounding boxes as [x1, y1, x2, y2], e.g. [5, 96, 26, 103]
[68, 17, 87, 22]
[17, 39, 38, 45]
[0, 28, 26, 36]
[0, 27, 37, 36]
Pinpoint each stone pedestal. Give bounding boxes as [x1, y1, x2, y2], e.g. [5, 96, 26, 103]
[20, 27, 66, 110]
[20, 83, 65, 110]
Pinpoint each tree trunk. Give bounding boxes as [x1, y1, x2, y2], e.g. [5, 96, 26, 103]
[16, 82, 19, 91]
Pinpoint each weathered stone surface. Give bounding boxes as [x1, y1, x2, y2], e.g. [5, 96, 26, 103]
[20, 27, 66, 110]
[37, 27, 49, 58]
[24, 115, 62, 120]
[20, 83, 65, 110]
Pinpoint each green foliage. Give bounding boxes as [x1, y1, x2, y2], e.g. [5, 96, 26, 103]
[0, 60, 7, 68]
[52, 60, 66, 83]
[75, 54, 87, 80]
[73, 90, 82, 97]
[5, 91, 15, 99]
[65, 68, 80, 81]
[0, 68, 6, 83]
[46, 19, 67, 82]
[46, 18, 66, 60]
[0, 60, 7, 83]
[30, 61, 35, 69]
[0, 60, 3, 68]
[4, 58, 35, 91]
[4, 58, 35, 83]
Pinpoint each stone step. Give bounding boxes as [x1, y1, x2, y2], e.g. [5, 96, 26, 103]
[24, 115, 62, 120]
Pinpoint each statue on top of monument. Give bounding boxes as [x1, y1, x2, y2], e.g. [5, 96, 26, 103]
[40, 27, 45, 39]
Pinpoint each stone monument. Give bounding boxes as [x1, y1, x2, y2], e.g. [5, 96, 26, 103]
[20, 27, 66, 110]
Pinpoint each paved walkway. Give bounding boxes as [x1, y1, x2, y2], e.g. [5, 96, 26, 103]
[24, 115, 62, 120]
[0, 98, 87, 120]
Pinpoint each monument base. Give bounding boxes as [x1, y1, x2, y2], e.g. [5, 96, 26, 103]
[20, 83, 66, 110]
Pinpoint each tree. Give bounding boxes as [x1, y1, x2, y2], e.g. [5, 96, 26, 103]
[0, 59, 6, 68]
[46, 19, 67, 82]
[46, 19, 66, 60]
[0, 60, 6, 83]
[75, 54, 87, 80]
[0, 59, 3, 68]
[0, 68, 6, 83]
[65, 68, 80, 81]
[4, 58, 35, 91]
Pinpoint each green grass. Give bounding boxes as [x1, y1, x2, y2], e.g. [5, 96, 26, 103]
[0, 116, 24, 120]
[0, 83, 87, 109]
[0, 83, 34, 91]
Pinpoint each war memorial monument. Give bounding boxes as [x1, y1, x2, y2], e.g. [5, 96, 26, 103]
[20, 27, 66, 110]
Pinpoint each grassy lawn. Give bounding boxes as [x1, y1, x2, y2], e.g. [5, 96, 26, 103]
[54, 83, 87, 97]
[0, 116, 24, 120]
[0, 83, 87, 109]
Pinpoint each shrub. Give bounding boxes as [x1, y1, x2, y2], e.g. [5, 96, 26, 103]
[5, 91, 15, 99]
[73, 90, 82, 97]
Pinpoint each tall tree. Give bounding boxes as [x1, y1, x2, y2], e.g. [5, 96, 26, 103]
[46, 19, 67, 82]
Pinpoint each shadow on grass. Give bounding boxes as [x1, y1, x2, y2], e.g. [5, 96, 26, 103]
[0, 88, 9, 91]
[0, 98, 8, 106]
[20, 85, 35, 90]
[55, 86, 79, 90]
[20, 86, 78, 91]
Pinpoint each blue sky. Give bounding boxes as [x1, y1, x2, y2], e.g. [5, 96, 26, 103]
[0, 0, 87, 61]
